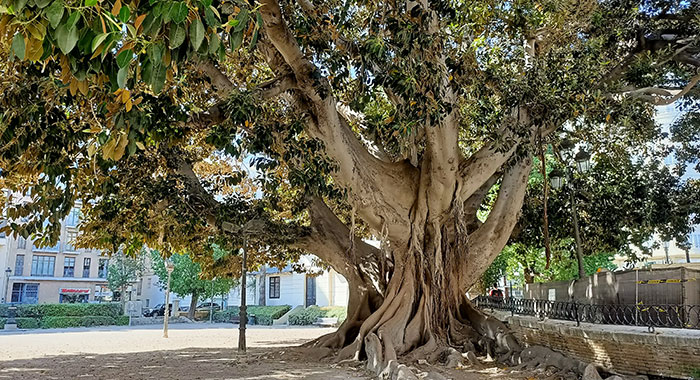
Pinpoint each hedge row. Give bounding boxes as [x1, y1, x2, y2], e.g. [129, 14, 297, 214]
[288, 306, 347, 325]
[0, 318, 5, 329]
[11, 315, 130, 329]
[15, 303, 122, 318]
[213, 305, 291, 325]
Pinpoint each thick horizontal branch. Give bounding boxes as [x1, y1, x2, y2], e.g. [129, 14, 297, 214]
[614, 72, 700, 105]
[294, 197, 385, 293]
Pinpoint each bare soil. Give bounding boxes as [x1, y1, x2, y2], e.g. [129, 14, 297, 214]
[0, 324, 537, 379]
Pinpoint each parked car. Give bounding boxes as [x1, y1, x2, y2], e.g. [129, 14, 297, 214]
[196, 302, 221, 311]
[143, 304, 180, 317]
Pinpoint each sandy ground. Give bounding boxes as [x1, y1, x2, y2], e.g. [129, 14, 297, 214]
[0, 324, 536, 379]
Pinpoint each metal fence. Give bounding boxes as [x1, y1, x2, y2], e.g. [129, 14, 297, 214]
[473, 296, 700, 330]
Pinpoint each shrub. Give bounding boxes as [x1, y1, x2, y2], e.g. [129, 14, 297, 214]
[40, 316, 118, 328]
[248, 305, 291, 325]
[320, 306, 347, 323]
[116, 316, 130, 326]
[0, 304, 8, 317]
[0, 317, 5, 329]
[40, 316, 82, 328]
[288, 305, 324, 325]
[17, 303, 122, 318]
[213, 307, 239, 323]
[214, 305, 290, 325]
[16, 317, 40, 329]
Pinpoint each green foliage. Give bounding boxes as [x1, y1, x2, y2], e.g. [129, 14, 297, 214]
[116, 315, 130, 326]
[40, 315, 117, 328]
[107, 251, 145, 295]
[287, 306, 346, 325]
[15, 317, 40, 329]
[247, 305, 291, 325]
[150, 249, 238, 301]
[288, 305, 324, 325]
[486, 240, 617, 285]
[212, 305, 290, 325]
[0, 317, 5, 329]
[15, 303, 122, 318]
[11, 304, 124, 329]
[0, 304, 8, 317]
[320, 306, 347, 323]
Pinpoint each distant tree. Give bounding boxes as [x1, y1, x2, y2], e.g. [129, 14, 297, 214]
[483, 152, 698, 286]
[107, 250, 145, 312]
[150, 248, 238, 319]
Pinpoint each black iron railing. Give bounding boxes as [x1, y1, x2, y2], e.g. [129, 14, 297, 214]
[473, 296, 700, 330]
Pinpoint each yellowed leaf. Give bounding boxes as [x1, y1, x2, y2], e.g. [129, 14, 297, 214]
[111, 0, 122, 17]
[134, 14, 146, 30]
[69, 78, 78, 96]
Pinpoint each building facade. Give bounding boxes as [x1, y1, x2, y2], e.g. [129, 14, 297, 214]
[2, 207, 113, 304]
[226, 265, 349, 309]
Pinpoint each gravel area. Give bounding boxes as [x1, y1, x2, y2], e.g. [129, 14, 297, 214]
[0, 324, 534, 379]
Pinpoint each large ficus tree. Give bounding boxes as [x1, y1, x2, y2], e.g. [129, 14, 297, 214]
[0, 0, 698, 375]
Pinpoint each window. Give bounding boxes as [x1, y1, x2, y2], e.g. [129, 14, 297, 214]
[14, 255, 24, 276]
[66, 208, 81, 227]
[17, 236, 27, 250]
[83, 258, 91, 278]
[98, 259, 109, 278]
[31, 255, 56, 277]
[63, 257, 75, 277]
[11, 283, 39, 303]
[269, 276, 280, 299]
[64, 230, 78, 252]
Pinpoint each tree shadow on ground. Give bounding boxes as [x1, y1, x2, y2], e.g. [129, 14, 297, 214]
[0, 347, 371, 380]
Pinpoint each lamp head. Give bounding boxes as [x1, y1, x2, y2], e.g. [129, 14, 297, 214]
[549, 168, 565, 190]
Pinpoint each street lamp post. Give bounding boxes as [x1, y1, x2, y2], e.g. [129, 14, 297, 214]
[238, 246, 247, 353]
[163, 259, 174, 338]
[662, 240, 670, 264]
[4, 267, 11, 303]
[209, 278, 215, 324]
[550, 146, 591, 280]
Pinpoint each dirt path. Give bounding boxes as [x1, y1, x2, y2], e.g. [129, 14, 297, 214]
[0, 324, 536, 379]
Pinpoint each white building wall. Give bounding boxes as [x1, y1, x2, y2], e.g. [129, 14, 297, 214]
[0, 235, 8, 303]
[226, 274, 257, 307]
[316, 272, 331, 307]
[332, 272, 349, 306]
[266, 272, 305, 306]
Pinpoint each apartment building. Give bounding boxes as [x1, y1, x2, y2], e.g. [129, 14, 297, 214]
[1, 207, 112, 304]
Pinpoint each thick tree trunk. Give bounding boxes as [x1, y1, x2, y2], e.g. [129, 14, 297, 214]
[188, 293, 198, 320]
[302, 158, 532, 377]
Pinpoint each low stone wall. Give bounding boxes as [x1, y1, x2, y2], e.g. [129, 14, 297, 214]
[497, 312, 700, 379]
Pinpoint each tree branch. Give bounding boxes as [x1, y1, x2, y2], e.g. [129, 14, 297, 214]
[294, 197, 385, 293]
[460, 157, 533, 290]
[258, 2, 419, 242]
[616, 72, 700, 105]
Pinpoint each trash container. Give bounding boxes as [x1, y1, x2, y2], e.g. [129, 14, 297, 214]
[249, 314, 256, 325]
